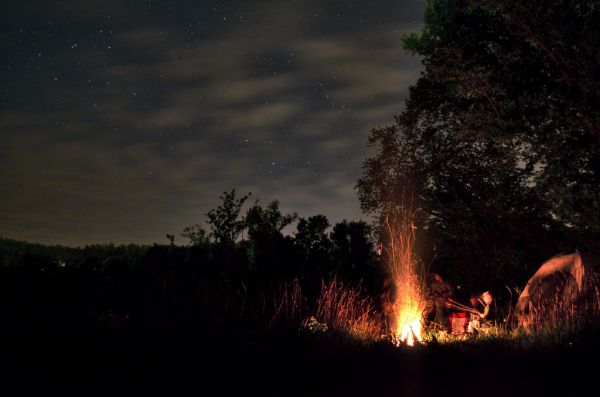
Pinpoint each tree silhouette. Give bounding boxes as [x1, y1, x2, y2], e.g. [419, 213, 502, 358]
[330, 220, 380, 293]
[358, 0, 600, 294]
[205, 189, 251, 246]
[245, 200, 298, 280]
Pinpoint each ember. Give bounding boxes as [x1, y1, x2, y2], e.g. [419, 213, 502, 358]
[384, 209, 428, 346]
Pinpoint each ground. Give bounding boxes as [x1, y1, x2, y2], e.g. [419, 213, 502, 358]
[2, 329, 597, 397]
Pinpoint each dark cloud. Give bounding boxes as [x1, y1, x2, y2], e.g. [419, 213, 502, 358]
[1, 0, 425, 246]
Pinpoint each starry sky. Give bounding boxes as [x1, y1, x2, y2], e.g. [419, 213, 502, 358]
[1, 0, 424, 247]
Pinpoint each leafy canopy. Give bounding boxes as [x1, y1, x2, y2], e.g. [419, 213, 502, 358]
[358, 0, 600, 292]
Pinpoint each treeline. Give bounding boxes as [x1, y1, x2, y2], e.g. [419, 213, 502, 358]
[0, 190, 384, 341]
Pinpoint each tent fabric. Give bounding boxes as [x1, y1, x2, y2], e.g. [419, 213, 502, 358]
[516, 252, 584, 315]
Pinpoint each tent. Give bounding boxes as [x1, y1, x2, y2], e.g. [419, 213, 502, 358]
[515, 251, 597, 326]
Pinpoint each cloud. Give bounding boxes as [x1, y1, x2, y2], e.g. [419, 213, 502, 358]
[0, 0, 424, 245]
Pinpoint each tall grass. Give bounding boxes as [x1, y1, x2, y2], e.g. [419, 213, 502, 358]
[144, 276, 384, 341]
[144, 265, 600, 347]
[268, 279, 306, 329]
[510, 273, 600, 344]
[313, 278, 384, 340]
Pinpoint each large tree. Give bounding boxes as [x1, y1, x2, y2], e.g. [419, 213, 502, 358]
[358, 0, 600, 293]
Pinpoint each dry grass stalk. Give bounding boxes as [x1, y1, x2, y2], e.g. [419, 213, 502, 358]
[522, 275, 600, 335]
[315, 278, 383, 339]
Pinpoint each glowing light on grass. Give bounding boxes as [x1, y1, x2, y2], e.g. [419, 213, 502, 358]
[384, 208, 428, 347]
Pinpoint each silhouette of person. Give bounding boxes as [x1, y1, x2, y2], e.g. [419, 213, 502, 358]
[468, 290, 493, 332]
[428, 273, 454, 331]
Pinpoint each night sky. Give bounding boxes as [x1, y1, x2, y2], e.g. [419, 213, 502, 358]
[1, 0, 424, 246]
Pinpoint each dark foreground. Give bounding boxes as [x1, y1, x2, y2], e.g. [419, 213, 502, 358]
[2, 328, 598, 397]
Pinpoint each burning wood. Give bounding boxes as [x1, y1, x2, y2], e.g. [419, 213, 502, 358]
[383, 209, 428, 346]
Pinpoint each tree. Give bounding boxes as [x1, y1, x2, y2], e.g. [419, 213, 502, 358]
[295, 215, 331, 253]
[245, 200, 297, 243]
[180, 189, 253, 280]
[205, 189, 251, 246]
[358, 0, 600, 294]
[181, 224, 209, 246]
[295, 215, 333, 291]
[245, 200, 298, 279]
[330, 220, 381, 293]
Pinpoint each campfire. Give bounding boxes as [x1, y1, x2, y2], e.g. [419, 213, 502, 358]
[384, 209, 428, 346]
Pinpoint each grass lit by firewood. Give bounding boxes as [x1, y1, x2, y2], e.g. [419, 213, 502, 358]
[302, 277, 600, 350]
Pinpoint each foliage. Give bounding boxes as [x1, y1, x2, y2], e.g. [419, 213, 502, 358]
[295, 215, 331, 252]
[358, 0, 600, 296]
[180, 224, 209, 246]
[205, 189, 251, 246]
[245, 200, 299, 280]
[246, 200, 298, 241]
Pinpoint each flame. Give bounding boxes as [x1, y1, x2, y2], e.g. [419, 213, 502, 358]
[384, 209, 428, 346]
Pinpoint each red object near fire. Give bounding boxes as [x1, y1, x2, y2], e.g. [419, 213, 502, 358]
[448, 311, 468, 335]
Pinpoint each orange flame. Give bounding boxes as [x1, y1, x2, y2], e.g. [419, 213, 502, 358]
[384, 209, 428, 346]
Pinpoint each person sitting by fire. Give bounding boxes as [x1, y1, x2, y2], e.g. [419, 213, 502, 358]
[427, 273, 454, 332]
[379, 275, 395, 332]
[467, 290, 493, 333]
